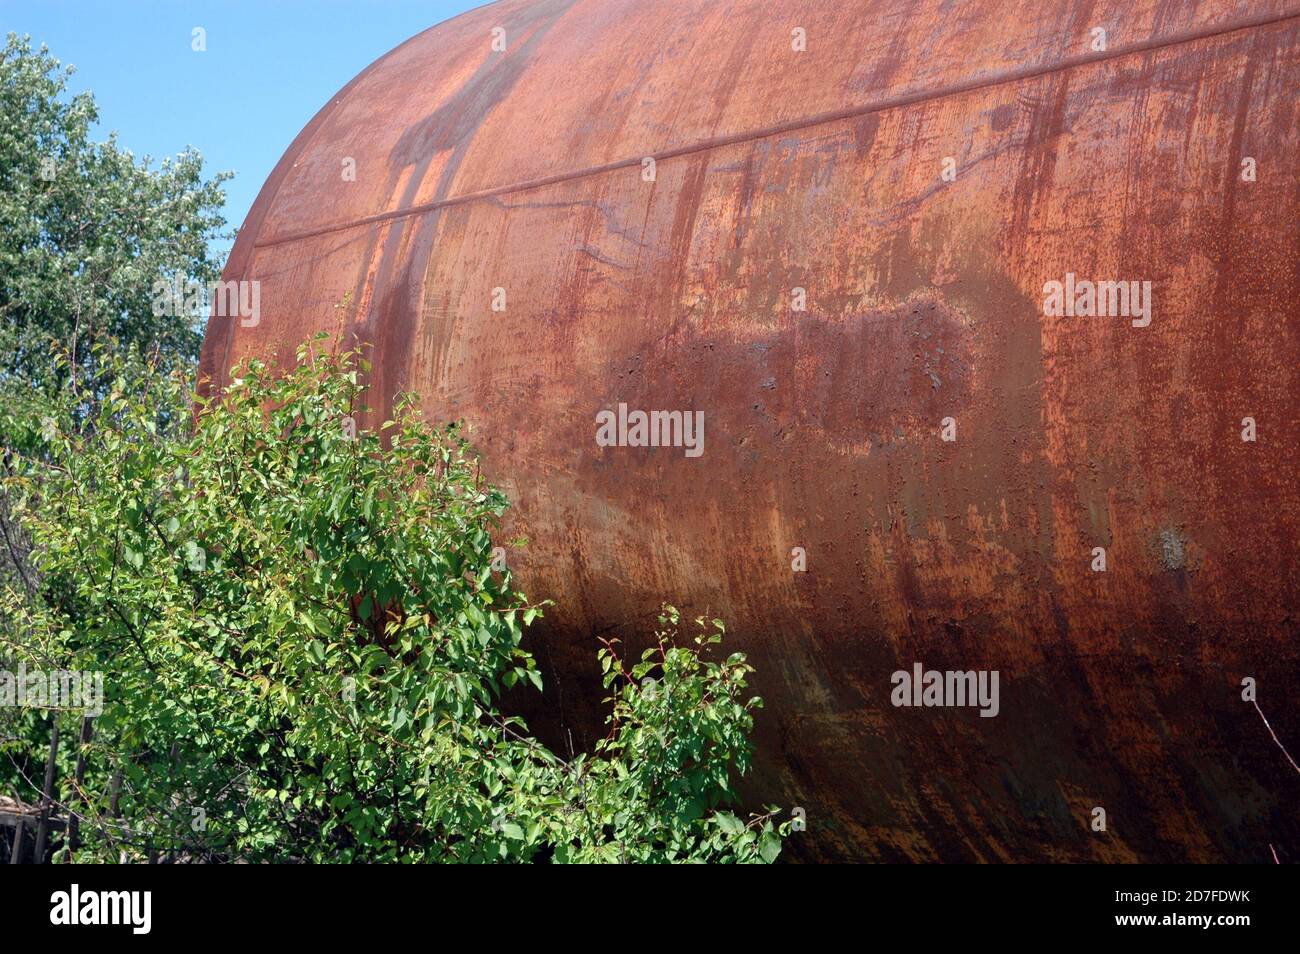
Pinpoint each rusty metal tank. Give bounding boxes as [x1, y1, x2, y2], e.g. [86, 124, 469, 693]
[200, 0, 1300, 861]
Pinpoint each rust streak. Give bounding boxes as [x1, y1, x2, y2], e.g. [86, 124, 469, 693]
[253, 5, 1300, 249]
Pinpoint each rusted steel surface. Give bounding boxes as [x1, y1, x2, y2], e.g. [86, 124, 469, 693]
[200, 0, 1300, 861]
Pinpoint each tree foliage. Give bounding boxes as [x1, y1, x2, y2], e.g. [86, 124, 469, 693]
[0, 32, 230, 626]
[1, 340, 787, 862]
[0, 32, 229, 390]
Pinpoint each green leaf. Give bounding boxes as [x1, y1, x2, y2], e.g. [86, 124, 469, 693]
[716, 813, 744, 835]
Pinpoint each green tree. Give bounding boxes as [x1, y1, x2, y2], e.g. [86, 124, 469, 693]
[0, 32, 229, 389]
[0, 31, 230, 681]
[1, 339, 787, 863]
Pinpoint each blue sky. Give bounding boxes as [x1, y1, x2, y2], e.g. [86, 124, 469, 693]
[3, 0, 483, 259]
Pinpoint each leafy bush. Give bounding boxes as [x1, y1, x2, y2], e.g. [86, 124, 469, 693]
[1, 338, 786, 862]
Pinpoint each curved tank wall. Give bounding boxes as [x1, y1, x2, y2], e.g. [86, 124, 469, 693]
[200, 0, 1300, 861]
